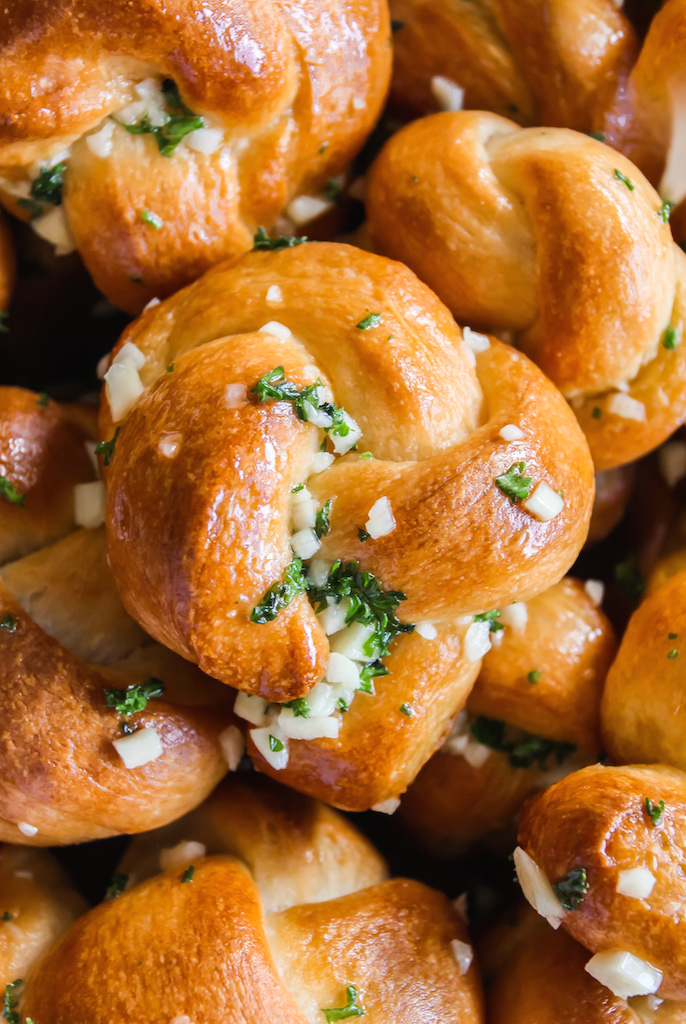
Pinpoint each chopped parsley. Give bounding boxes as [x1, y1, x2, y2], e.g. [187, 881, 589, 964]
[399, 702, 414, 717]
[18, 162, 66, 218]
[359, 451, 373, 460]
[614, 169, 634, 191]
[658, 201, 674, 223]
[105, 872, 129, 899]
[474, 609, 504, 633]
[391, 19, 406, 31]
[112, 79, 203, 157]
[251, 367, 358, 448]
[95, 427, 121, 467]
[358, 660, 389, 694]
[356, 312, 382, 330]
[552, 867, 589, 911]
[308, 560, 413, 660]
[591, 406, 602, 419]
[587, 132, 606, 143]
[252, 226, 308, 250]
[614, 556, 645, 603]
[337, 698, 349, 712]
[0, 312, 8, 333]
[291, 483, 305, 493]
[140, 208, 163, 229]
[326, 178, 342, 202]
[322, 985, 365, 1022]
[1, 913, 11, 922]
[315, 499, 333, 539]
[103, 678, 165, 716]
[269, 735, 284, 752]
[527, 669, 541, 684]
[318, 142, 329, 155]
[668, 648, 679, 659]
[36, 392, 49, 407]
[166, 363, 175, 373]
[181, 865, 195, 883]
[663, 326, 679, 350]
[2, 980, 21, 1024]
[470, 716, 575, 771]
[357, 527, 370, 542]
[0, 615, 17, 632]
[283, 698, 310, 718]
[645, 798, 665, 827]
[669, 633, 678, 640]
[495, 462, 532, 504]
[251, 556, 307, 623]
[0, 476, 26, 508]
[130, 275, 144, 284]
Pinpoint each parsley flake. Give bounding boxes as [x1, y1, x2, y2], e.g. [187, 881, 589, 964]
[308, 560, 413, 661]
[474, 610, 504, 633]
[269, 735, 284, 752]
[592, 406, 602, 419]
[112, 79, 204, 157]
[291, 483, 304, 493]
[1, 913, 11, 922]
[614, 556, 645, 603]
[2, 980, 21, 1024]
[140, 208, 163, 229]
[587, 132, 606, 143]
[399, 702, 414, 717]
[251, 556, 306, 623]
[658, 201, 674, 223]
[645, 798, 665, 827]
[283, 698, 311, 718]
[552, 867, 589, 911]
[470, 716, 575, 770]
[495, 462, 532, 504]
[315, 499, 333, 539]
[356, 312, 382, 330]
[326, 178, 342, 202]
[391, 19, 406, 31]
[252, 226, 308, 250]
[669, 632, 679, 640]
[181, 865, 195, 883]
[663, 326, 679, 350]
[0, 312, 8, 333]
[614, 169, 634, 191]
[166, 363, 175, 373]
[0, 476, 26, 508]
[322, 984, 365, 1022]
[0, 615, 17, 633]
[527, 669, 541, 684]
[95, 427, 121, 467]
[36, 392, 49, 407]
[105, 872, 129, 899]
[103, 678, 165, 716]
[18, 163, 66, 218]
[357, 527, 370, 542]
[668, 648, 679, 659]
[358, 660, 389, 694]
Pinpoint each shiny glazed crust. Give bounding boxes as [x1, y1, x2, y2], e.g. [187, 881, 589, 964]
[366, 111, 686, 470]
[0, 0, 391, 312]
[20, 778, 485, 1024]
[0, 387, 232, 844]
[389, 0, 636, 129]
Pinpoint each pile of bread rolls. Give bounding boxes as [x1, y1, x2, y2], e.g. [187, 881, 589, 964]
[0, 1, 685, 1019]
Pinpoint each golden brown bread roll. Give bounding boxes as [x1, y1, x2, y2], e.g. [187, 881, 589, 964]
[97, 240, 593, 808]
[488, 910, 686, 1023]
[19, 777, 485, 1023]
[366, 111, 686, 471]
[400, 578, 616, 853]
[0, 387, 234, 844]
[0, 844, 86, 989]
[603, 0, 686, 238]
[602, 567, 686, 771]
[0, 0, 390, 313]
[389, 0, 636, 128]
[516, 763, 686, 1002]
